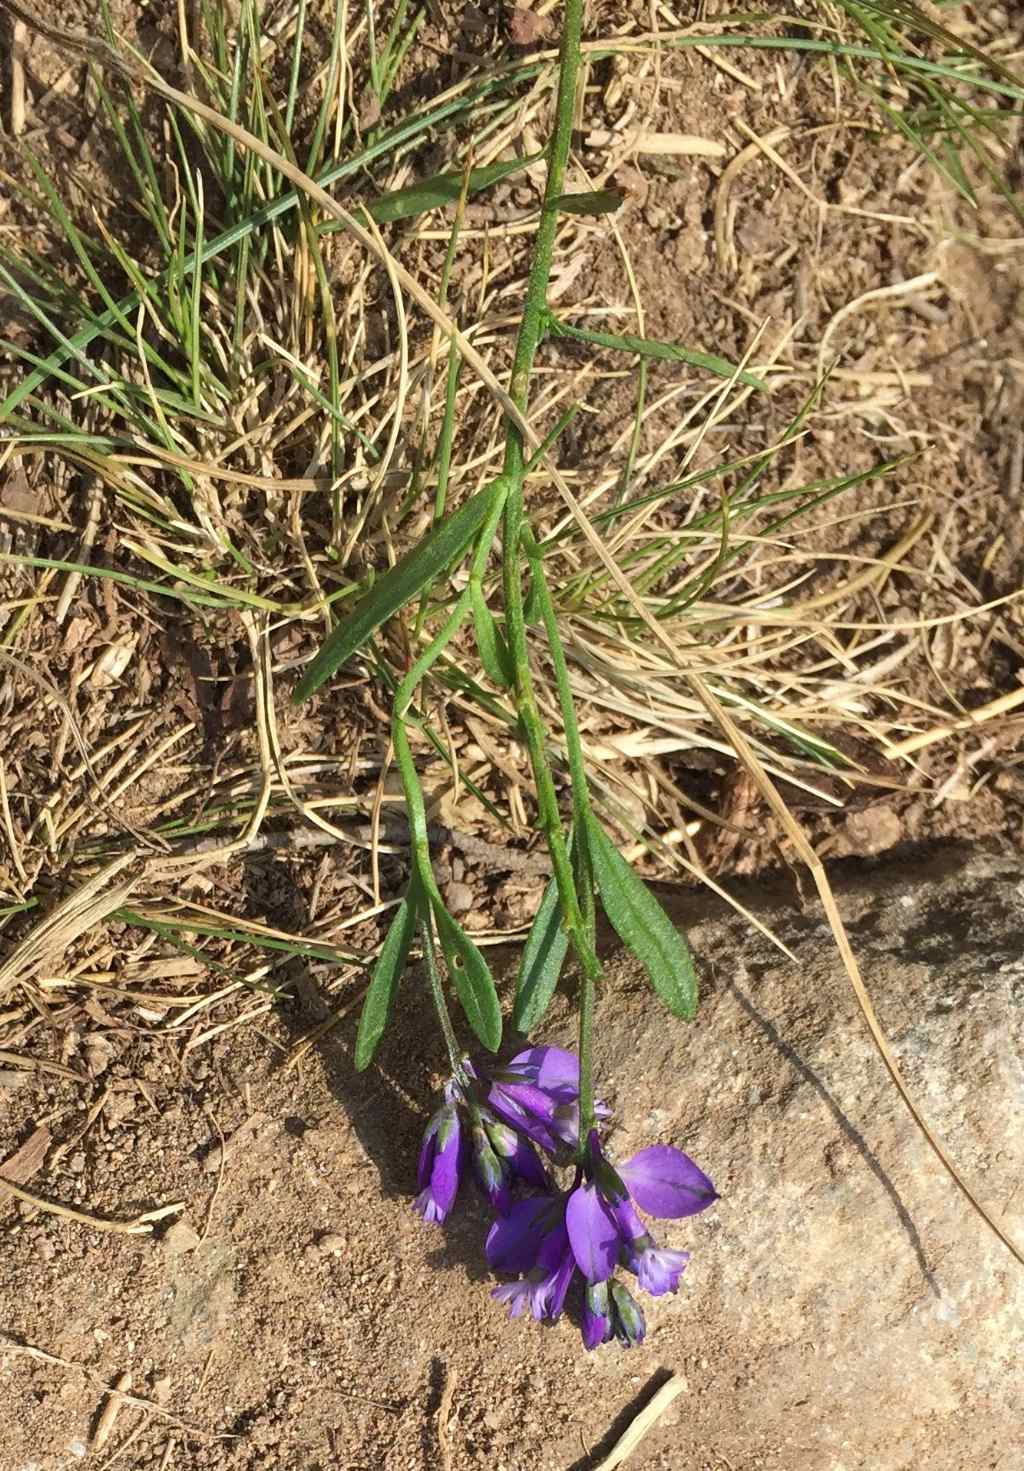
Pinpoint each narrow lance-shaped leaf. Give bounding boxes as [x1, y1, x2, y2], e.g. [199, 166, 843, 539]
[293, 480, 507, 702]
[546, 317, 767, 391]
[368, 154, 541, 224]
[432, 900, 503, 1052]
[354, 884, 421, 1070]
[513, 874, 570, 1034]
[585, 814, 698, 1020]
[471, 583, 514, 688]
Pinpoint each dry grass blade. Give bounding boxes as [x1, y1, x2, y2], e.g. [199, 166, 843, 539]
[0, 1179, 183, 1234]
[0, 856, 139, 999]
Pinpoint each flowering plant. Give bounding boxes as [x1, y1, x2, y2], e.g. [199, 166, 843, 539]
[291, 0, 717, 1350]
[415, 1046, 717, 1349]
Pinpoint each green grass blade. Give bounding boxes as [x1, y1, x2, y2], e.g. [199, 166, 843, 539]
[546, 317, 767, 389]
[368, 153, 540, 224]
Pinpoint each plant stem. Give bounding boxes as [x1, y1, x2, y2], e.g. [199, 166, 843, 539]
[500, 0, 586, 942]
[422, 915, 468, 1083]
[497, 0, 598, 1147]
[502, 0, 583, 453]
[526, 544, 600, 1148]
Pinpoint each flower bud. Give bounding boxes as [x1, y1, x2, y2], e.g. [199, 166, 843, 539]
[610, 1281, 646, 1347]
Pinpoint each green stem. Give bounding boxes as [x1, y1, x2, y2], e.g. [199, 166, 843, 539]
[502, 0, 583, 454]
[391, 490, 508, 908]
[496, 0, 596, 1148]
[526, 542, 600, 1147]
[500, 0, 586, 933]
[422, 914, 467, 1083]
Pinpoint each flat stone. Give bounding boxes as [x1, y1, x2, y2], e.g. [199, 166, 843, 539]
[546, 845, 1024, 1469]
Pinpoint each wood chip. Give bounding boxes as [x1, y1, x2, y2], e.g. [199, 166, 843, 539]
[0, 1125, 50, 1203]
[593, 1375, 686, 1471]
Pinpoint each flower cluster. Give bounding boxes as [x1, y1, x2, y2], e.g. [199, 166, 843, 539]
[414, 1045, 717, 1350]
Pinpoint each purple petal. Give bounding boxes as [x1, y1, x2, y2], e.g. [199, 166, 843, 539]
[565, 1184, 621, 1283]
[416, 1129, 437, 1193]
[535, 1222, 570, 1274]
[485, 1195, 555, 1273]
[416, 1105, 447, 1190]
[510, 1046, 581, 1102]
[609, 1197, 647, 1246]
[619, 1144, 718, 1219]
[426, 1113, 463, 1219]
[531, 1249, 575, 1320]
[413, 1187, 446, 1224]
[486, 1085, 561, 1155]
[509, 1134, 549, 1190]
[492, 1280, 533, 1319]
[632, 1244, 690, 1297]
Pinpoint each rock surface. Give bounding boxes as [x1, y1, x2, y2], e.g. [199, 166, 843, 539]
[564, 844, 1024, 1469]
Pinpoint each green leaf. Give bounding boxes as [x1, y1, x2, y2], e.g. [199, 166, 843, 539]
[513, 876, 570, 1033]
[368, 154, 540, 224]
[432, 901, 503, 1051]
[585, 814, 698, 1019]
[293, 480, 507, 701]
[553, 188, 625, 216]
[471, 583, 514, 688]
[547, 318, 767, 391]
[354, 887, 420, 1070]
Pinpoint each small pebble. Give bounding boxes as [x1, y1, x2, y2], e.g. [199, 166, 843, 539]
[161, 1218, 201, 1255]
[446, 882, 474, 914]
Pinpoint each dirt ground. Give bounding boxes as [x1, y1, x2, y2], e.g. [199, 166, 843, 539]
[3, 848, 1023, 1471]
[1, 3, 1023, 1468]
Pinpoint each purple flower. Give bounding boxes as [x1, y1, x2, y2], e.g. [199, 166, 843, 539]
[564, 1134, 717, 1286]
[582, 1281, 613, 1348]
[487, 1135, 714, 1345]
[612, 1198, 690, 1296]
[485, 1046, 609, 1155]
[487, 1196, 575, 1321]
[414, 1100, 464, 1223]
[581, 1278, 647, 1350]
[413, 1071, 549, 1224]
[471, 1109, 549, 1214]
